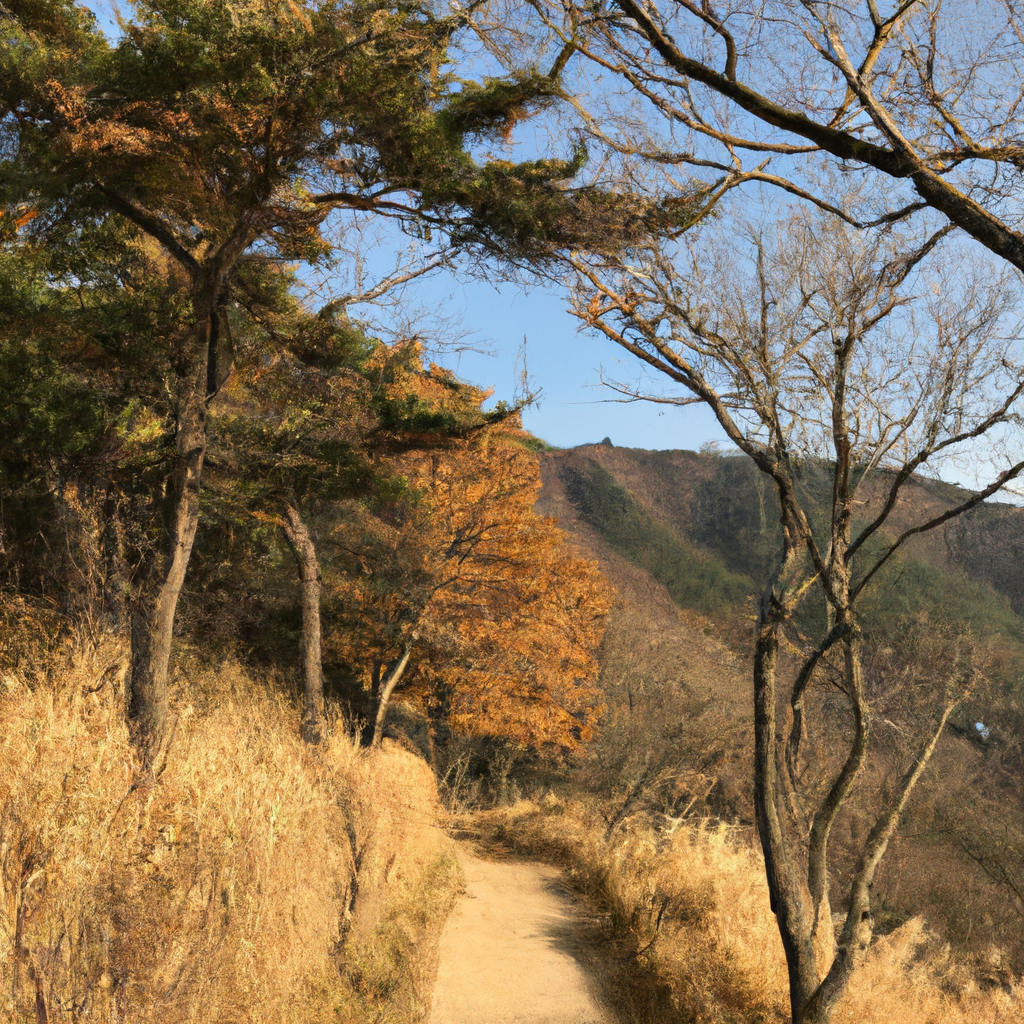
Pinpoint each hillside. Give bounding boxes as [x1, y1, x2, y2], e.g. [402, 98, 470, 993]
[0, 636, 462, 1023]
[540, 443, 1024, 975]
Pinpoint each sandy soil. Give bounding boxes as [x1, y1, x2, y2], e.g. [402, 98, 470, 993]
[427, 850, 615, 1024]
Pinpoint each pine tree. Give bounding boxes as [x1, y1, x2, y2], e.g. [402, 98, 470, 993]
[1, 0, 640, 761]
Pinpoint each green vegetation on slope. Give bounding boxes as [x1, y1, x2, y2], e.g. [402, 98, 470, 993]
[688, 454, 782, 585]
[860, 557, 1024, 645]
[560, 458, 753, 616]
[565, 448, 1024, 683]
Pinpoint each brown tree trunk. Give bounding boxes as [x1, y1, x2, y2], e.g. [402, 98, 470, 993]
[762, 614, 953, 1024]
[799, 701, 956, 1024]
[127, 317, 210, 768]
[114, 185, 247, 763]
[280, 503, 325, 744]
[372, 645, 413, 747]
[752, 603, 821, 1023]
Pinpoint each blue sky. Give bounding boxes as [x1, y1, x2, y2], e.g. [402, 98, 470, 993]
[352, 266, 729, 452]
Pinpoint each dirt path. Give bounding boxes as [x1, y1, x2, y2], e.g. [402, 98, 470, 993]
[428, 850, 615, 1024]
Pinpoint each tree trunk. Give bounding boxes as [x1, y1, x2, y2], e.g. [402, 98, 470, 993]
[280, 503, 325, 744]
[426, 681, 454, 768]
[127, 320, 210, 768]
[372, 646, 413, 747]
[799, 700, 956, 1024]
[752, 605, 822, 1023]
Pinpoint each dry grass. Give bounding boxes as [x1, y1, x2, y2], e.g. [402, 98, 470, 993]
[0, 633, 460, 1024]
[476, 798, 1024, 1024]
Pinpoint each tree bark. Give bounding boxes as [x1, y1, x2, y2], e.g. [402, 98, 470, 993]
[372, 645, 413, 747]
[127, 314, 210, 768]
[799, 701, 956, 1024]
[752, 602, 821, 1023]
[280, 503, 325, 744]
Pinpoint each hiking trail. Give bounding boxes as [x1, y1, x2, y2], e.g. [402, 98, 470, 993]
[428, 849, 615, 1024]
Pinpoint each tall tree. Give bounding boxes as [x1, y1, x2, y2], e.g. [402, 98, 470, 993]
[567, 207, 1024, 1022]
[328, 383, 610, 752]
[539, 0, 1024, 272]
[211, 311, 381, 744]
[0, 0, 649, 762]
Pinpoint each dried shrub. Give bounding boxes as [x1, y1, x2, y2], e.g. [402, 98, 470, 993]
[478, 800, 1024, 1024]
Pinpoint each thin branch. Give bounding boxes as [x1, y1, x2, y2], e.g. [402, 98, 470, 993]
[852, 456, 1024, 601]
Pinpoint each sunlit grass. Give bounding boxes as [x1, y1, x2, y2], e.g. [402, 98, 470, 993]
[0, 633, 459, 1024]
[479, 799, 1023, 1024]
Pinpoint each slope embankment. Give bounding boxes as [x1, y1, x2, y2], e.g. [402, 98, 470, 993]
[0, 634, 460, 1024]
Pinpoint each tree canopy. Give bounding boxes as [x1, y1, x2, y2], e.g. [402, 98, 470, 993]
[0, 0, 642, 760]
[537, 0, 1024, 274]
[327, 368, 610, 751]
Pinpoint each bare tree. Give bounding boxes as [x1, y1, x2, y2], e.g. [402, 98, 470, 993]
[567, 208, 1024, 1022]
[532, 0, 1024, 274]
[582, 601, 739, 840]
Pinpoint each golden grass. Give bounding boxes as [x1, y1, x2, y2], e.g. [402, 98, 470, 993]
[0, 634, 459, 1024]
[477, 798, 1024, 1024]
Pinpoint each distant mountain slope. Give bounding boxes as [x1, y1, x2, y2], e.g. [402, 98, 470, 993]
[548, 444, 1024, 643]
[536, 451, 754, 817]
[539, 443, 1024, 973]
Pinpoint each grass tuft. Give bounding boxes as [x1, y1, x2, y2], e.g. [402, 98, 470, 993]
[473, 799, 1024, 1024]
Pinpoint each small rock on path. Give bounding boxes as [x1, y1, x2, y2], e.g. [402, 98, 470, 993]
[428, 849, 614, 1024]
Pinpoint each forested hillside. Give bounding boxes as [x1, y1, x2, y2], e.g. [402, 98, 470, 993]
[540, 443, 1024, 975]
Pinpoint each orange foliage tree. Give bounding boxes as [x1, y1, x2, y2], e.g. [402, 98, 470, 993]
[328, 373, 610, 751]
